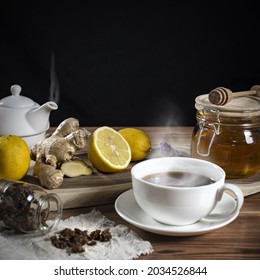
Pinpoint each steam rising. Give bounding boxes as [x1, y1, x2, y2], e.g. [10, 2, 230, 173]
[150, 96, 183, 126]
[49, 52, 60, 103]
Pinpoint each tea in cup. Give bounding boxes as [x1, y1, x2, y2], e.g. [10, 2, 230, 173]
[131, 157, 244, 226]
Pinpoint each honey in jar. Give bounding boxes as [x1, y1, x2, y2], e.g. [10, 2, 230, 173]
[190, 93, 260, 178]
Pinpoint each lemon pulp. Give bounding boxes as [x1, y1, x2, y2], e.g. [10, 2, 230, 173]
[88, 126, 131, 172]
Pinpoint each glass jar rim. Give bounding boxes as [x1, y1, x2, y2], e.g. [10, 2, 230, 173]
[195, 94, 260, 118]
[37, 193, 62, 234]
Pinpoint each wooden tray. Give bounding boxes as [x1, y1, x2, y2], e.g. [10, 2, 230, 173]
[25, 153, 133, 209]
[24, 127, 260, 209]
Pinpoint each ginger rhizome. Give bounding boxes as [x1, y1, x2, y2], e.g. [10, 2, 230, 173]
[34, 159, 64, 189]
[60, 158, 92, 178]
[30, 117, 91, 189]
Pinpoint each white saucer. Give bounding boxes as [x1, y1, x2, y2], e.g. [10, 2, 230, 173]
[115, 189, 240, 236]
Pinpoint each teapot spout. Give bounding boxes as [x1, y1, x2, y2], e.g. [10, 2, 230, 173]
[27, 101, 58, 132]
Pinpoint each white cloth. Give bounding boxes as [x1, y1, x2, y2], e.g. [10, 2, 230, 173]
[0, 209, 153, 260]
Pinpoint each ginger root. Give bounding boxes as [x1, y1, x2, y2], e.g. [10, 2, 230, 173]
[31, 118, 91, 168]
[31, 117, 91, 189]
[34, 159, 64, 189]
[61, 158, 92, 177]
[51, 117, 80, 137]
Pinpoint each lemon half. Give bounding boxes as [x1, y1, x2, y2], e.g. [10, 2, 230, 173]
[88, 126, 131, 172]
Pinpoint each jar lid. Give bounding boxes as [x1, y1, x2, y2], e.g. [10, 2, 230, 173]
[0, 85, 36, 108]
[195, 94, 260, 118]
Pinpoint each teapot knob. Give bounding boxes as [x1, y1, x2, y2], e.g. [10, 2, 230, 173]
[10, 85, 22, 96]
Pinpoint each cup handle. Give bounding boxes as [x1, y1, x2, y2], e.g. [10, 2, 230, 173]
[205, 183, 244, 221]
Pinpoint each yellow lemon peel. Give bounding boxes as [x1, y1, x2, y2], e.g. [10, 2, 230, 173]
[0, 135, 30, 180]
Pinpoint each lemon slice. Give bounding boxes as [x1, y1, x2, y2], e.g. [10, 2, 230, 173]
[88, 126, 131, 172]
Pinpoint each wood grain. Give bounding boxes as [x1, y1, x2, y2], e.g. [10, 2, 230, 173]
[26, 127, 260, 209]
[50, 127, 260, 260]
[25, 127, 193, 209]
[62, 193, 260, 260]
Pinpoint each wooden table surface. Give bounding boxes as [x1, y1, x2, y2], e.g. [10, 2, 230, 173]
[61, 127, 260, 260]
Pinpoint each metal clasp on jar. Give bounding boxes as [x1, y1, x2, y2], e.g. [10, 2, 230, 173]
[196, 107, 220, 156]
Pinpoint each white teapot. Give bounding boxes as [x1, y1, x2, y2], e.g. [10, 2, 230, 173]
[0, 84, 58, 147]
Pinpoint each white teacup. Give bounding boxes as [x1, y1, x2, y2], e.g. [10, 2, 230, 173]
[131, 157, 244, 226]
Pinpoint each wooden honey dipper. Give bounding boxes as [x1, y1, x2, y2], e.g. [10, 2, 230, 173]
[208, 85, 260, 106]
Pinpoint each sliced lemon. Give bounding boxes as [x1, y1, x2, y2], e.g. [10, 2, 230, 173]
[88, 126, 131, 172]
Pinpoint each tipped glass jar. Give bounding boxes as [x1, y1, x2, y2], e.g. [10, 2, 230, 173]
[191, 94, 260, 179]
[0, 179, 62, 234]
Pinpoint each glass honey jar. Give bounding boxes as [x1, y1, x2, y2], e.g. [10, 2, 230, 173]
[190, 94, 260, 178]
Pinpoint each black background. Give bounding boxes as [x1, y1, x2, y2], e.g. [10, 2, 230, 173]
[0, 1, 259, 127]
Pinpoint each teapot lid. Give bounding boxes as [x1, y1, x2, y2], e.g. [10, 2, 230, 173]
[0, 85, 36, 108]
